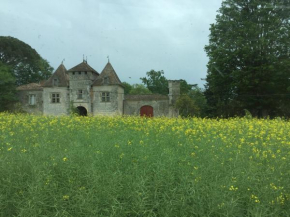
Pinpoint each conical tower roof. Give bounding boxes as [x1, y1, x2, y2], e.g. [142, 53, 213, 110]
[67, 60, 99, 75]
[93, 62, 122, 86]
[43, 63, 68, 87]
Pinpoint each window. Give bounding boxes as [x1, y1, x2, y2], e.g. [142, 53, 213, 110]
[104, 76, 109, 84]
[77, 89, 83, 99]
[73, 72, 75, 75]
[101, 92, 110, 102]
[78, 71, 81, 75]
[53, 78, 58, 86]
[29, 94, 36, 105]
[51, 93, 60, 103]
[85, 71, 87, 75]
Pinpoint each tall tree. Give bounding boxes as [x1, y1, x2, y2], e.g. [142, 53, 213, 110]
[140, 70, 168, 95]
[0, 36, 53, 86]
[205, 0, 290, 117]
[180, 79, 194, 94]
[0, 61, 16, 111]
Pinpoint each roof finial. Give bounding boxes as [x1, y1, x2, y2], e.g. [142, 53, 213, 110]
[83, 54, 85, 62]
[86, 56, 88, 63]
[61, 58, 65, 64]
[107, 55, 110, 63]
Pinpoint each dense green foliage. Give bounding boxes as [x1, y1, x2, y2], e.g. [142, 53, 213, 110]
[0, 62, 16, 111]
[1, 114, 290, 216]
[129, 84, 152, 94]
[0, 36, 53, 86]
[0, 36, 53, 112]
[205, 0, 290, 118]
[175, 94, 198, 117]
[188, 87, 208, 117]
[140, 70, 168, 95]
[122, 82, 152, 95]
[176, 87, 208, 117]
[122, 82, 132, 94]
[141, 70, 194, 95]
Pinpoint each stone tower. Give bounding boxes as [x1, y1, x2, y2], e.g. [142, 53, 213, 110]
[67, 60, 99, 115]
[168, 80, 181, 117]
[92, 62, 124, 116]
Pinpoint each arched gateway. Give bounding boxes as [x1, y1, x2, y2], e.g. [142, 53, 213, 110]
[140, 105, 153, 117]
[77, 106, 87, 116]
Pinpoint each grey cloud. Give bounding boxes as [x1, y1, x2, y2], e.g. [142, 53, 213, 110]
[0, 0, 222, 86]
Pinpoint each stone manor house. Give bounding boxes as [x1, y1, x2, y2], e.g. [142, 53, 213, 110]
[17, 60, 180, 117]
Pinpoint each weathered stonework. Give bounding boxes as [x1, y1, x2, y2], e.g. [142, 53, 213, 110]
[43, 87, 69, 116]
[17, 87, 43, 115]
[124, 95, 169, 117]
[17, 60, 180, 117]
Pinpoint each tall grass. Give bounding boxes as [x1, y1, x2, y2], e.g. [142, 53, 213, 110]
[0, 113, 289, 216]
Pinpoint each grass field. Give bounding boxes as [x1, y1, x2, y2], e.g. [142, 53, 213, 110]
[0, 113, 290, 216]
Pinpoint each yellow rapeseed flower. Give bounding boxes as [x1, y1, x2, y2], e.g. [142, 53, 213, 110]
[63, 195, 70, 200]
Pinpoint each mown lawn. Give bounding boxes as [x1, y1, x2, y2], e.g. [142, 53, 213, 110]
[0, 113, 290, 216]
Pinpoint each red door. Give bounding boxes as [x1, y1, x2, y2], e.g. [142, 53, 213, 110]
[140, 105, 153, 117]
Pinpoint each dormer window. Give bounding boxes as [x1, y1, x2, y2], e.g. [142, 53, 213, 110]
[104, 76, 109, 84]
[53, 78, 59, 86]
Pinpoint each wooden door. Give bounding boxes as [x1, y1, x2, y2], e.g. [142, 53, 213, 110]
[140, 105, 153, 117]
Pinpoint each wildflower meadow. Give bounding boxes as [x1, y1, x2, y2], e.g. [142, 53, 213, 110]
[0, 113, 290, 216]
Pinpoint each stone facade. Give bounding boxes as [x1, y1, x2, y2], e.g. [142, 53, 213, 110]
[17, 60, 180, 117]
[17, 84, 43, 115]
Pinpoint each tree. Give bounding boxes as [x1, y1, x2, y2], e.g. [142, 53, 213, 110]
[0, 61, 16, 111]
[188, 87, 208, 117]
[204, 0, 290, 118]
[122, 82, 132, 95]
[175, 86, 208, 117]
[140, 70, 168, 95]
[175, 95, 199, 117]
[129, 84, 152, 95]
[0, 36, 53, 86]
[180, 79, 195, 95]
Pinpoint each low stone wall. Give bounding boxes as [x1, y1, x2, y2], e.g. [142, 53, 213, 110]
[123, 95, 169, 117]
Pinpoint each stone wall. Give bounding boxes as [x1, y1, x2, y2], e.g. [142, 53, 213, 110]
[92, 85, 124, 116]
[123, 98, 169, 117]
[43, 87, 69, 116]
[17, 90, 43, 114]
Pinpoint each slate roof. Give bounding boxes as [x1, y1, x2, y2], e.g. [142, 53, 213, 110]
[43, 63, 68, 87]
[125, 94, 168, 101]
[16, 83, 43, 91]
[93, 62, 122, 86]
[67, 60, 99, 75]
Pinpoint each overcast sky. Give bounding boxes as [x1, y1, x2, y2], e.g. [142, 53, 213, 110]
[0, 0, 223, 87]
